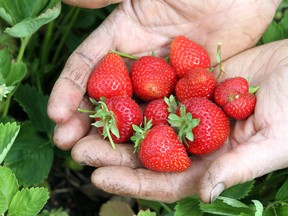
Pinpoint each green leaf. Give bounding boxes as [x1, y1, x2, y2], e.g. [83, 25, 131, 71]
[99, 200, 135, 216]
[279, 10, 288, 34]
[0, 0, 61, 38]
[275, 179, 288, 201]
[252, 200, 263, 216]
[38, 208, 69, 216]
[0, 166, 19, 214]
[137, 209, 157, 216]
[14, 84, 55, 136]
[4, 122, 54, 187]
[174, 196, 203, 216]
[0, 84, 14, 101]
[0, 48, 26, 86]
[7, 187, 49, 216]
[0, 122, 20, 164]
[220, 181, 255, 200]
[0, 189, 8, 214]
[200, 197, 253, 216]
[261, 21, 284, 44]
[264, 204, 288, 216]
[138, 199, 164, 213]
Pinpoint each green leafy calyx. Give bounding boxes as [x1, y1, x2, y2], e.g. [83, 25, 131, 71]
[131, 117, 153, 153]
[168, 105, 200, 143]
[90, 98, 119, 149]
[164, 95, 178, 114]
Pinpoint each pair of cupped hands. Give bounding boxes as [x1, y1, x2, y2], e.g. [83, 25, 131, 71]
[48, 0, 288, 204]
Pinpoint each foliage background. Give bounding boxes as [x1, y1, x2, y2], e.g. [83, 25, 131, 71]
[1, 0, 288, 215]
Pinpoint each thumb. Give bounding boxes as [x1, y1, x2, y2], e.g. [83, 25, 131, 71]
[48, 25, 113, 124]
[198, 129, 288, 204]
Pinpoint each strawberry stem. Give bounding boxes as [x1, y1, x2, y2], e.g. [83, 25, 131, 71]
[77, 108, 95, 114]
[249, 85, 260, 94]
[216, 42, 225, 80]
[110, 49, 139, 60]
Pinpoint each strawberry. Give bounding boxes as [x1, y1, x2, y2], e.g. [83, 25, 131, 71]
[175, 67, 217, 101]
[143, 95, 178, 126]
[132, 121, 191, 172]
[213, 77, 258, 120]
[170, 36, 211, 78]
[130, 56, 177, 101]
[169, 97, 230, 155]
[90, 96, 143, 149]
[87, 53, 133, 101]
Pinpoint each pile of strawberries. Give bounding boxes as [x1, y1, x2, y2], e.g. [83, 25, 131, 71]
[83, 36, 258, 173]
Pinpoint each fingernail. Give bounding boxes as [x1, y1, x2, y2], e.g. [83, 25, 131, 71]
[209, 182, 226, 203]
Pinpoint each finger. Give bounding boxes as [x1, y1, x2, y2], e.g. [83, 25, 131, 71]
[48, 27, 114, 124]
[61, 0, 123, 9]
[71, 135, 142, 168]
[53, 98, 93, 150]
[198, 128, 288, 204]
[91, 159, 206, 203]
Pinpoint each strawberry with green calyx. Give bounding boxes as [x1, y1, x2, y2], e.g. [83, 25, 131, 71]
[169, 35, 211, 78]
[169, 97, 230, 155]
[131, 118, 191, 172]
[87, 96, 143, 149]
[175, 67, 218, 102]
[87, 53, 133, 101]
[144, 95, 178, 126]
[214, 77, 259, 120]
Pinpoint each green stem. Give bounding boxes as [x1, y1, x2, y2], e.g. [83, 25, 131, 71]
[216, 42, 224, 80]
[52, 7, 81, 64]
[105, 120, 116, 150]
[40, 21, 55, 68]
[16, 36, 31, 63]
[110, 49, 139, 60]
[2, 36, 30, 117]
[77, 108, 95, 114]
[159, 202, 173, 213]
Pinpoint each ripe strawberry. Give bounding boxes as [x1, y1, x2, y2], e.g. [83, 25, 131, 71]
[170, 36, 211, 78]
[132, 121, 191, 172]
[169, 97, 230, 155]
[144, 95, 178, 126]
[87, 53, 133, 101]
[214, 77, 258, 120]
[175, 67, 217, 101]
[90, 96, 143, 149]
[130, 56, 177, 101]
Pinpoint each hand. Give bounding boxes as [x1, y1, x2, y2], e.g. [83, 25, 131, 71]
[48, 0, 280, 150]
[61, 0, 123, 9]
[71, 39, 288, 203]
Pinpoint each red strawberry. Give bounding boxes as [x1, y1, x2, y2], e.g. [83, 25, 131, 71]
[132, 122, 191, 172]
[87, 53, 133, 101]
[130, 56, 177, 101]
[169, 97, 230, 155]
[214, 77, 258, 120]
[144, 95, 178, 126]
[90, 96, 143, 149]
[170, 36, 211, 78]
[175, 67, 217, 101]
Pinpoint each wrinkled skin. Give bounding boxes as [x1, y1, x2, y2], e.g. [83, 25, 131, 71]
[48, 0, 284, 203]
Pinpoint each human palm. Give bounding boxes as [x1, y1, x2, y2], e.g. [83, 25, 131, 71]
[71, 40, 288, 203]
[48, 0, 279, 150]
